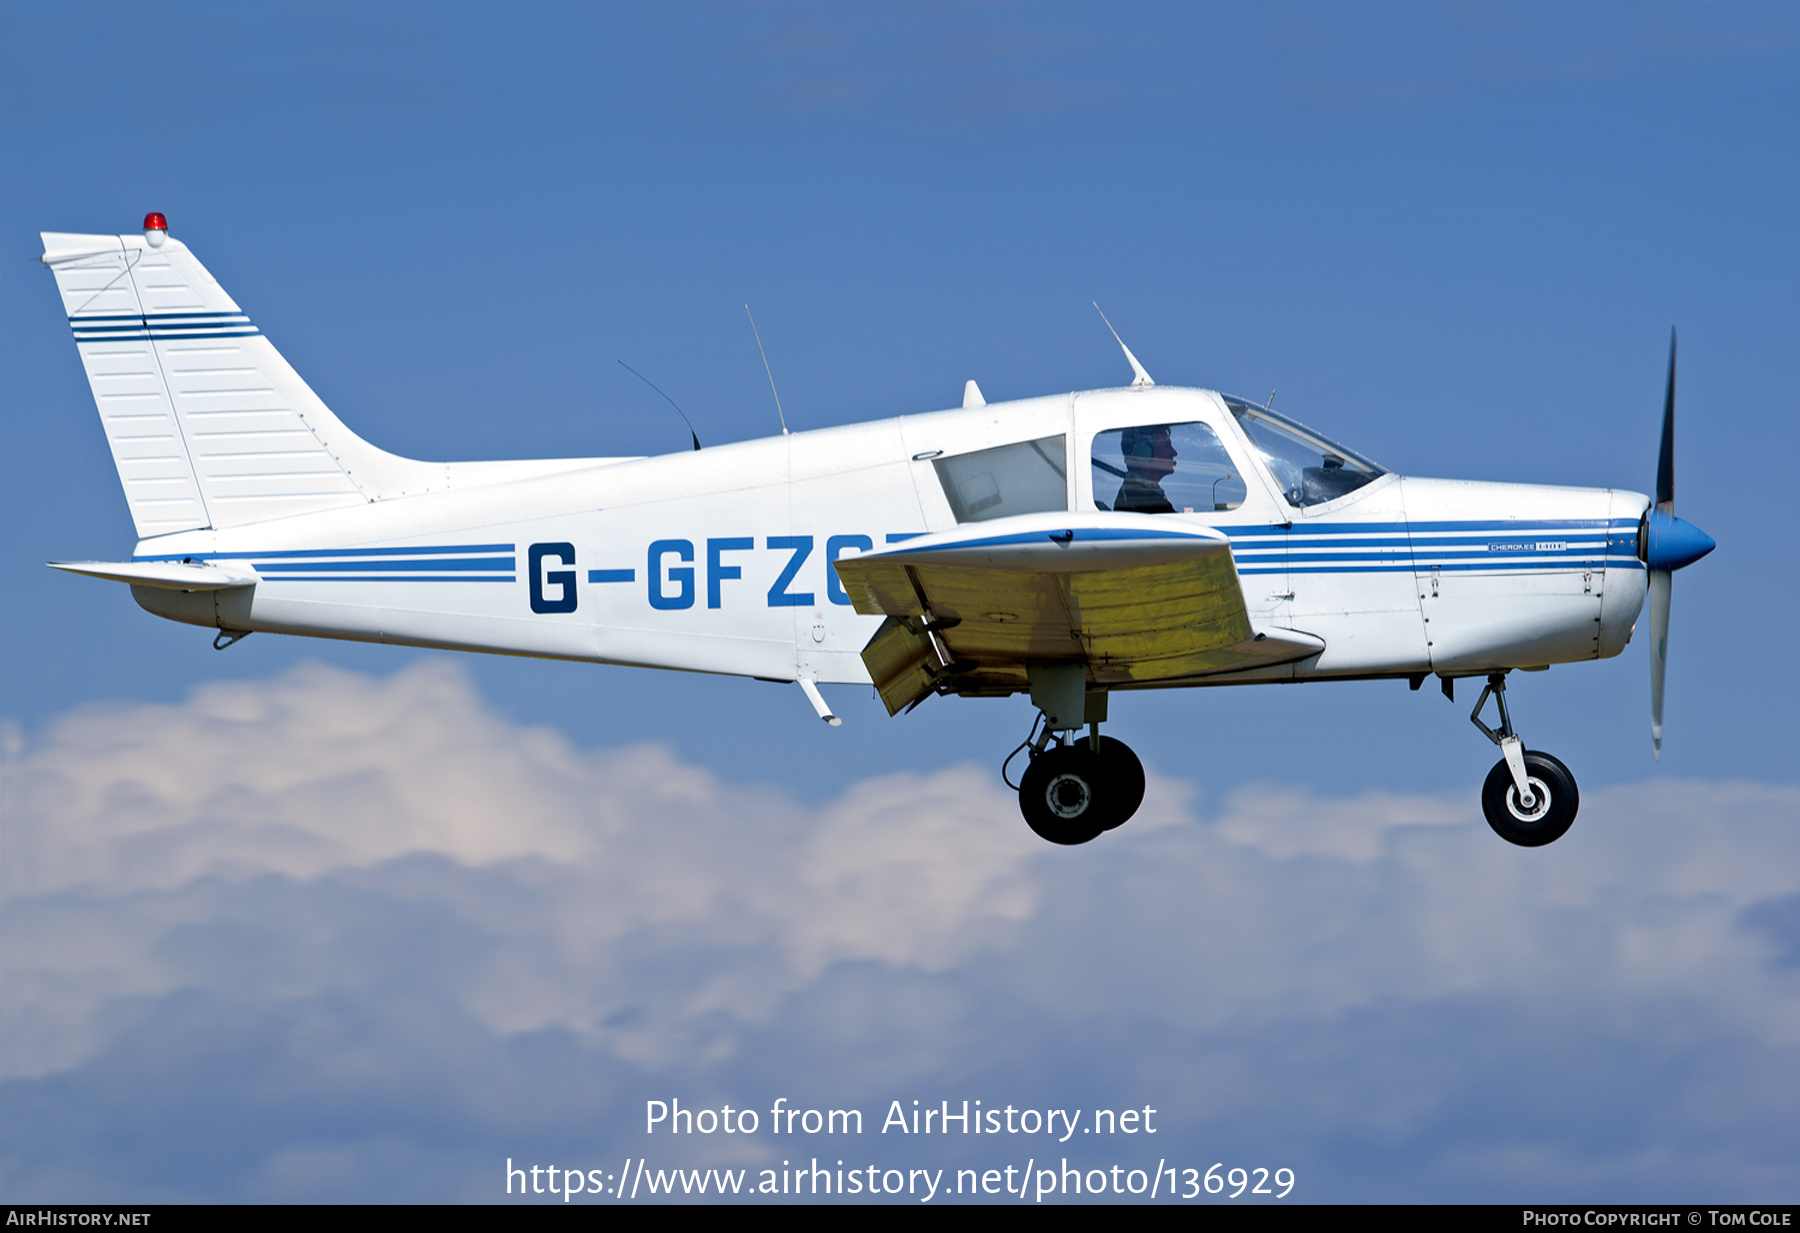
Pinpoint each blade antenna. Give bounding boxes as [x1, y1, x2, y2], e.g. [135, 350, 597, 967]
[744, 304, 790, 435]
[1092, 302, 1155, 388]
[617, 360, 701, 451]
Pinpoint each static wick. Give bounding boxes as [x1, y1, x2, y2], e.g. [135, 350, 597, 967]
[744, 304, 789, 435]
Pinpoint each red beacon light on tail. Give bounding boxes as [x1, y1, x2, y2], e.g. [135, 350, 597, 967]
[143, 212, 167, 248]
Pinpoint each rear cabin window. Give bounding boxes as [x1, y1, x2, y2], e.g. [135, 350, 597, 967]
[932, 435, 1069, 523]
[1091, 421, 1246, 513]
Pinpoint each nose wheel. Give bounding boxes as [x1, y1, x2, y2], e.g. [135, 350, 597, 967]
[1480, 750, 1578, 847]
[1015, 732, 1145, 845]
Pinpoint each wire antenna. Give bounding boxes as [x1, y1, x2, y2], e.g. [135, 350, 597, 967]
[617, 360, 701, 450]
[744, 304, 790, 435]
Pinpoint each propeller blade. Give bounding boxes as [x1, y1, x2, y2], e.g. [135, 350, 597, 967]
[1656, 328, 1676, 513]
[1648, 567, 1671, 761]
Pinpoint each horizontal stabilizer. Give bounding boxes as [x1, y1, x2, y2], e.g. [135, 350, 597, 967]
[47, 559, 258, 591]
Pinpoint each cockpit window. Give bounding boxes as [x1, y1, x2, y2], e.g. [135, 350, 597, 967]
[1091, 421, 1245, 513]
[1224, 397, 1384, 508]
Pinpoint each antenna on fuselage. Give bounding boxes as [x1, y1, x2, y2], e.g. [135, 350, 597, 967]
[1092, 302, 1155, 388]
[744, 304, 790, 435]
[1266, 388, 1277, 411]
[617, 360, 701, 451]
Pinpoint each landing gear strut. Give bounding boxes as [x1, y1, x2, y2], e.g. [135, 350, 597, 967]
[1007, 718, 1145, 845]
[1468, 672, 1579, 847]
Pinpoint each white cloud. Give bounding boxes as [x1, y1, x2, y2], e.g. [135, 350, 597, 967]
[0, 662, 1042, 1079]
[1, 661, 1797, 1200]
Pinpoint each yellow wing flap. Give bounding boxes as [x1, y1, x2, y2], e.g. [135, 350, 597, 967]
[860, 615, 940, 716]
[836, 513, 1323, 708]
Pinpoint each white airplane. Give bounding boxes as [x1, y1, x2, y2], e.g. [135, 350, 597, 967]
[40, 215, 1717, 848]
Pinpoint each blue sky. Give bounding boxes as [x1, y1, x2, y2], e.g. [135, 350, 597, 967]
[2, 1, 1797, 1203]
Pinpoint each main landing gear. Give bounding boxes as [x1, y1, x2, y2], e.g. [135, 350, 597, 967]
[1006, 717, 1145, 845]
[1005, 667, 1145, 845]
[1466, 672, 1579, 847]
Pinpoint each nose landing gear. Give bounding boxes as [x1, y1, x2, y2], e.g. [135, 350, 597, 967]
[1467, 672, 1579, 847]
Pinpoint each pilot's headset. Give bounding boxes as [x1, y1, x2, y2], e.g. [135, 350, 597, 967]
[1120, 424, 1166, 461]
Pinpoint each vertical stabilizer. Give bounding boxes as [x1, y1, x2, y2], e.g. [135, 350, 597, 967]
[42, 224, 443, 538]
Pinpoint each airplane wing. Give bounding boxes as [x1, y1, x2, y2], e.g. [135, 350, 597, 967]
[834, 512, 1324, 715]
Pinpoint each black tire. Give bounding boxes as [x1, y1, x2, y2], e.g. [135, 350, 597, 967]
[1019, 744, 1109, 845]
[1092, 736, 1145, 831]
[1481, 750, 1579, 847]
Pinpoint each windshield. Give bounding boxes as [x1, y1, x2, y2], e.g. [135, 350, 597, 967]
[1224, 396, 1384, 508]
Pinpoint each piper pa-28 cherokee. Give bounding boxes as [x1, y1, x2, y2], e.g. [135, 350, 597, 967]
[41, 215, 1717, 848]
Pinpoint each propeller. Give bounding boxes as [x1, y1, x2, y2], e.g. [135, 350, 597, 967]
[1642, 328, 1716, 760]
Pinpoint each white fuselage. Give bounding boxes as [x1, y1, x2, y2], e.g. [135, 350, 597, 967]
[129, 385, 1650, 689]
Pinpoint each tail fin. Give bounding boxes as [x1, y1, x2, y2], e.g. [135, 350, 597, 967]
[41, 226, 445, 539]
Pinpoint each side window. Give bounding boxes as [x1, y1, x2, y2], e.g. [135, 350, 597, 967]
[932, 435, 1068, 523]
[1091, 421, 1246, 514]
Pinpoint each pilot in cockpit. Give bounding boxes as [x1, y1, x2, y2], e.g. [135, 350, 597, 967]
[1112, 423, 1178, 514]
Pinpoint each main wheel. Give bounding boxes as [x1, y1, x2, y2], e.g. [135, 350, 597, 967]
[1091, 736, 1145, 831]
[1019, 744, 1110, 845]
[1481, 750, 1579, 847]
